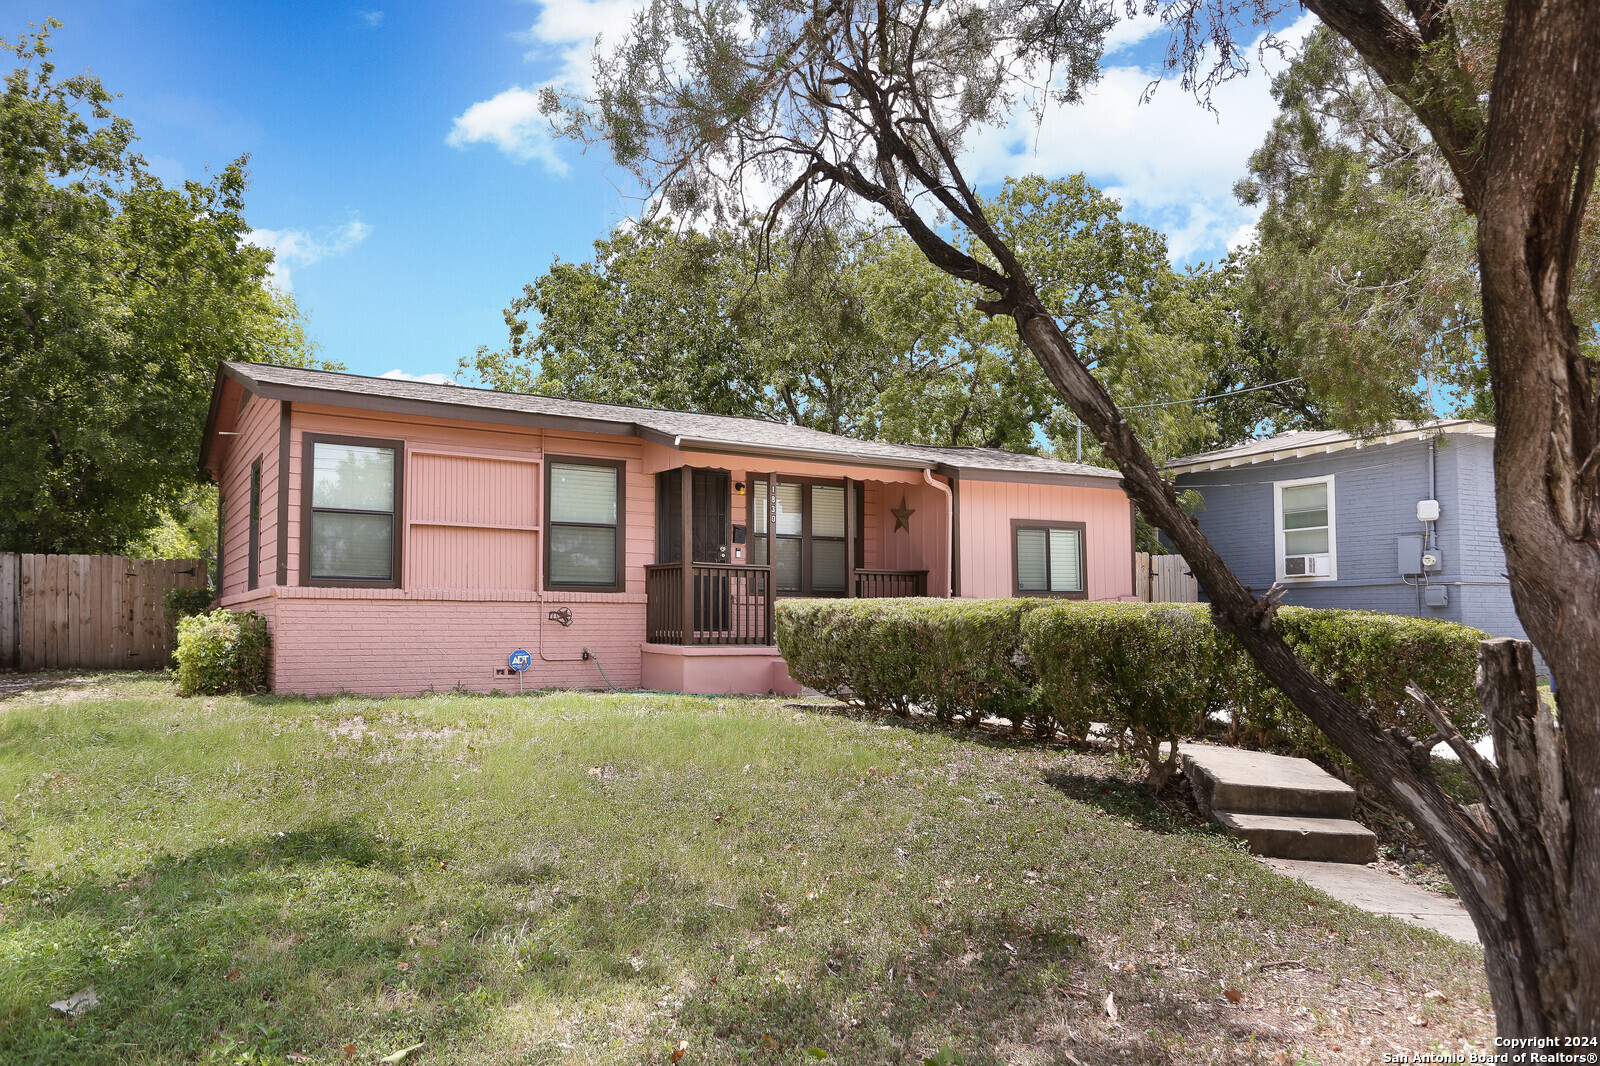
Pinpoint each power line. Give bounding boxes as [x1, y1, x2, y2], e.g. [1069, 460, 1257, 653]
[1117, 377, 1304, 411]
[1063, 376, 1305, 461]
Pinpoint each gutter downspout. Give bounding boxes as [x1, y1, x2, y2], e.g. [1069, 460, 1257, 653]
[922, 468, 954, 597]
[1428, 437, 1437, 551]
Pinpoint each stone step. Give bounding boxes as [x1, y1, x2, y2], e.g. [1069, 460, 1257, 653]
[1213, 811, 1379, 864]
[1179, 742, 1357, 819]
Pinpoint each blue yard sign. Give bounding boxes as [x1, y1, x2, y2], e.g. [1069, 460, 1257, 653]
[509, 649, 532, 673]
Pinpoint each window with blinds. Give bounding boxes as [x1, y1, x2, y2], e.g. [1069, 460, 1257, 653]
[750, 479, 854, 595]
[305, 437, 402, 586]
[1012, 522, 1085, 597]
[547, 459, 624, 590]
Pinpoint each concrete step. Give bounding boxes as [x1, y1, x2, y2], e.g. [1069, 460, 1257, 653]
[1179, 742, 1357, 818]
[1214, 811, 1379, 864]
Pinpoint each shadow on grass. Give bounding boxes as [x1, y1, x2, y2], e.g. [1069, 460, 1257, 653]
[0, 821, 476, 1065]
[786, 700, 1072, 754]
[1042, 768, 1228, 841]
[679, 910, 1275, 1065]
[0, 672, 127, 702]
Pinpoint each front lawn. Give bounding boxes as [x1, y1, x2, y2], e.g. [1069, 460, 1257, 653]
[0, 674, 1491, 1064]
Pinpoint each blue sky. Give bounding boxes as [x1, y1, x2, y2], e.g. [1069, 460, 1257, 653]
[10, 2, 1312, 383]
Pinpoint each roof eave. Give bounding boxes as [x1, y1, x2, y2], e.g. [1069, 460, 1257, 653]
[1165, 421, 1495, 475]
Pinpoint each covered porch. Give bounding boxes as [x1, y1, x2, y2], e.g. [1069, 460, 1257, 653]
[641, 465, 937, 648]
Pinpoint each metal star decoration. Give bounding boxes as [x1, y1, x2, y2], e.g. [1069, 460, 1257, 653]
[891, 497, 915, 532]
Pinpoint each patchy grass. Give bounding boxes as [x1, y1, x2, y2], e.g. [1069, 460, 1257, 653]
[0, 672, 1491, 1064]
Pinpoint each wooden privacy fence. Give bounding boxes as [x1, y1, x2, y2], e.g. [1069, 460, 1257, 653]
[0, 554, 209, 671]
[1134, 551, 1199, 603]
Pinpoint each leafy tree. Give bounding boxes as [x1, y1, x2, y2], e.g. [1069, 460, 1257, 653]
[0, 22, 331, 555]
[461, 220, 769, 417]
[556, 0, 1600, 1033]
[466, 176, 1226, 461]
[126, 482, 218, 560]
[1234, 26, 1487, 427]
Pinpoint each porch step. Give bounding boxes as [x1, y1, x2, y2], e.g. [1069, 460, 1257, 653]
[1213, 812, 1379, 864]
[1179, 742, 1377, 864]
[1179, 742, 1357, 818]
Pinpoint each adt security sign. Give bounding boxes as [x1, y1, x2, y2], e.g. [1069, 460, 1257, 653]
[509, 649, 532, 673]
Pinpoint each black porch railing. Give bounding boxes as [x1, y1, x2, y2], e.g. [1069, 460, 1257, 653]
[645, 562, 932, 645]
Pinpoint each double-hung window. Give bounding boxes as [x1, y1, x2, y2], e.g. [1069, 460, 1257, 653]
[750, 479, 855, 595]
[1274, 475, 1336, 580]
[1012, 520, 1086, 598]
[546, 458, 625, 591]
[303, 435, 403, 587]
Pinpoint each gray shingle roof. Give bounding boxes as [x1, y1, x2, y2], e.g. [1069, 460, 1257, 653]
[222, 361, 1120, 481]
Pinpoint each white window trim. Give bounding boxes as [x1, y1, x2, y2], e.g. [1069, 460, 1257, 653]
[1273, 473, 1337, 582]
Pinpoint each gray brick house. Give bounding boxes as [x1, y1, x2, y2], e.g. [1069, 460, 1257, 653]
[1166, 421, 1531, 645]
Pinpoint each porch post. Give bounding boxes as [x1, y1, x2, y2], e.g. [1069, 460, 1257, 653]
[844, 475, 856, 598]
[949, 472, 960, 598]
[766, 471, 777, 645]
[681, 465, 694, 645]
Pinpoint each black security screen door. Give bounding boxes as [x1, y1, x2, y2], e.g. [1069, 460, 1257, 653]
[655, 469, 730, 563]
[656, 469, 732, 632]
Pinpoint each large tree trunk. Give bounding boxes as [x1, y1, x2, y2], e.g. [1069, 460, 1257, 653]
[1469, 0, 1600, 1029]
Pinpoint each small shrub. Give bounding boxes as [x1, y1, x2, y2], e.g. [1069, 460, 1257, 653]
[164, 584, 216, 623]
[1023, 602, 1226, 790]
[174, 609, 270, 696]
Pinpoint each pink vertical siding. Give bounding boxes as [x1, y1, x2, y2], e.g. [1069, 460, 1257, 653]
[873, 479, 951, 595]
[407, 451, 540, 589]
[956, 479, 1134, 600]
[218, 394, 283, 598]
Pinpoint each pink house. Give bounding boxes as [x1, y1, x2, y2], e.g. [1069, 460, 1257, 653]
[199, 362, 1136, 696]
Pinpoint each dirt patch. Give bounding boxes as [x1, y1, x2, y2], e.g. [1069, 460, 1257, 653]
[395, 726, 461, 742]
[0, 674, 114, 703]
[324, 717, 372, 742]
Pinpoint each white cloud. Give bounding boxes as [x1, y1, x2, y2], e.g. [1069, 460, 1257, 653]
[246, 218, 371, 289]
[380, 369, 457, 385]
[453, 1, 1309, 247]
[1102, 11, 1165, 56]
[448, 0, 646, 173]
[446, 87, 568, 173]
[1226, 221, 1258, 253]
[358, 10, 385, 27]
[962, 13, 1317, 262]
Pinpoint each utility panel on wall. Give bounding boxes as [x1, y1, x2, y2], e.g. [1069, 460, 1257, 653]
[1397, 535, 1423, 576]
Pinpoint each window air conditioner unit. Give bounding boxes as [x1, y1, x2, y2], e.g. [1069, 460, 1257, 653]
[1284, 554, 1331, 577]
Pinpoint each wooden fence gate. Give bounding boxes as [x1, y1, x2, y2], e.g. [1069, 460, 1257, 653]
[0, 554, 209, 671]
[1134, 551, 1199, 603]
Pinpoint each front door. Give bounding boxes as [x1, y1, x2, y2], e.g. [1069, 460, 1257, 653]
[656, 469, 729, 563]
[691, 470, 729, 562]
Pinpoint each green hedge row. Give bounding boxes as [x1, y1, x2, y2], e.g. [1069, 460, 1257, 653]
[775, 598, 1487, 786]
[776, 599, 1046, 729]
